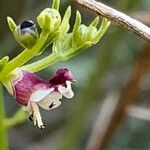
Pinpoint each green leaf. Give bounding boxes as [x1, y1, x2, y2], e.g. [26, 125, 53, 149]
[52, 0, 60, 10]
[7, 17, 17, 33]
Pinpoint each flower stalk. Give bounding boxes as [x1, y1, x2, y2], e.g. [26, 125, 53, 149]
[0, 84, 8, 150]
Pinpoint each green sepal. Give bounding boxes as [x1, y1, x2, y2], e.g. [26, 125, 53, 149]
[85, 17, 99, 40]
[93, 18, 111, 44]
[58, 6, 71, 37]
[52, 0, 60, 10]
[7, 17, 17, 33]
[0, 56, 9, 71]
[72, 11, 82, 46]
[42, 14, 51, 32]
[90, 16, 99, 27]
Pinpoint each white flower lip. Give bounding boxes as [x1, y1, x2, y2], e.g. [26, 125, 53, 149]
[30, 87, 54, 102]
[37, 91, 62, 110]
[58, 81, 74, 99]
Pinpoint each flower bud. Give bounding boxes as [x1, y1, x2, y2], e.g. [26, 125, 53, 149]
[14, 20, 39, 49]
[77, 24, 98, 43]
[37, 8, 61, 33]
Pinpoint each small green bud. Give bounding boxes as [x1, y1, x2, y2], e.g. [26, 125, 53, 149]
[74, 24, 97, 44]
[52, 16, 110, 61]
[73, 17, 110, 46]
[37, 8, 61, 33]
[14, 20, 39, 49]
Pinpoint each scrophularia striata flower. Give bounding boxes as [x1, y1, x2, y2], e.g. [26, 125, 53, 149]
[3, 68, 75, 129]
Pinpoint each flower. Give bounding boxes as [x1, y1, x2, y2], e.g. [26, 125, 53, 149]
[3, 68, 75, 129]
[13, 20, 39, 48]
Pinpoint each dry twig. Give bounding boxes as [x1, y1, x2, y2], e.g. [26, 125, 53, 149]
[76, 0, 150, 43]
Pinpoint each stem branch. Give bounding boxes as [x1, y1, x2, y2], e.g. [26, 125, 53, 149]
[23, 53, 59, 73]
[0, 30, 51, 80]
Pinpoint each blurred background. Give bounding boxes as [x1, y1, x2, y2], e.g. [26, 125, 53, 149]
[0, 0, 150, 150]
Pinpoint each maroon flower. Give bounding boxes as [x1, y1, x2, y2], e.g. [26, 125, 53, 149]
[3, 68, 75, 129]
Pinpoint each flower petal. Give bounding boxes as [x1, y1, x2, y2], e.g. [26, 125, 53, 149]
[37, 91, 62, 110]
[63, 90, 74, 99]
[58, 81, 74, 99]
[30, 87, 54, 102]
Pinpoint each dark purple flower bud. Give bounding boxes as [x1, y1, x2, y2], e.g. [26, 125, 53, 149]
[14, 20, 39, 49]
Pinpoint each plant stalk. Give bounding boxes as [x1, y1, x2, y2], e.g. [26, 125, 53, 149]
[0, 83, 8, 150]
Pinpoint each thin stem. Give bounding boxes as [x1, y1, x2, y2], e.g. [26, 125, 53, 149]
[77, 0, 150, 43]
[4, 108, 27, 129]
[0, 30, 51, 81]
[23, 53, 59, 73]
[0, 49, 35, 80]
[0, 83, 8, 150]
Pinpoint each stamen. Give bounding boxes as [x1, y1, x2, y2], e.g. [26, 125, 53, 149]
[31, 102, 45, 129]
[28, 114, 33, 122]
[49, 102, 56, 108]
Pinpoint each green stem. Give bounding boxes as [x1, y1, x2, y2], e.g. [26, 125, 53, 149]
[0, 83, 8, 150]
[23, 53, 59, 73]
[0, 30, 51, 81]
[0, 49, 35, 80]
[4, 108, 27, 129]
